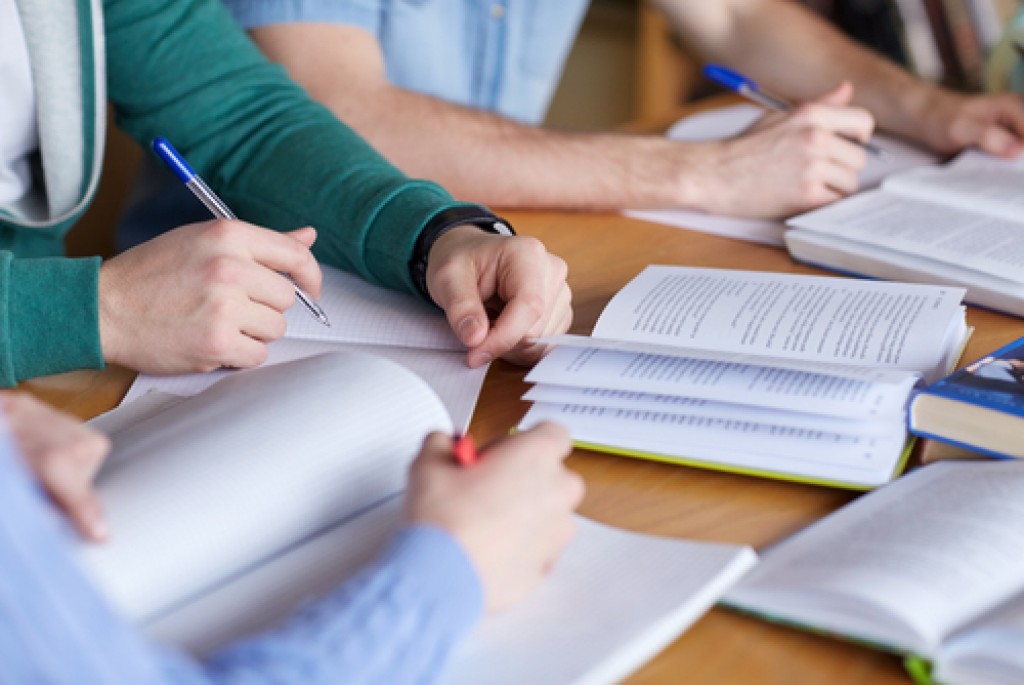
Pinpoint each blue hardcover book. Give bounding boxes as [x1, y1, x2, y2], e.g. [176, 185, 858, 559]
[909, 336, 1024, 460]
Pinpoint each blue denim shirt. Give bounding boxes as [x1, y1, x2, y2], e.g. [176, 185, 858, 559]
[222, 0, 590, 125]
[118, 0, 590, 249]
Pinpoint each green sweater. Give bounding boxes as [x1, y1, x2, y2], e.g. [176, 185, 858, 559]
[0, 0, 469, 386]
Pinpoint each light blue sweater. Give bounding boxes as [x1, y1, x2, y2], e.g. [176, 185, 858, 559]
[0, 434, 483, 685]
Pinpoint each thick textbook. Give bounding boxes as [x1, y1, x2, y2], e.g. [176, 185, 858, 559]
[725, 460, 1024, 685]
[83, 352, 757, 685]
[910, 335, 1024, 460]
[518, 265, 970, 488]
[787, 150, 1024, 317]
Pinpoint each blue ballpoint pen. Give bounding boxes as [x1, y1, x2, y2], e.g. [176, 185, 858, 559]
[151, 137, 331, 327]
[703, 64, 889, 160]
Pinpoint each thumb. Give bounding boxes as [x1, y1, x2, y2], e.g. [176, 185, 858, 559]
[286, 226, 318, 249]
[413, 431, 457, 472]
[429, 262, 491, 353]
[814, 80, 854, 106]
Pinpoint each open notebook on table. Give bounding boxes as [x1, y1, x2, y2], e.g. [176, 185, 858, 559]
[84, 352, 757, 685]
[625, 104, 939, 245]
[124, 264, 487, 431]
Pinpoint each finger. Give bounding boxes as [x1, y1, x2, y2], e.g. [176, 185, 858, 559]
[36, 438, 110, 541]
[410, 431, 457, 476]
[796, 101, 874, 143]
[824, 135, 868, 175]
[215, 332, 269, 369]
[820, 159, 862, 197]
[240, 302, 289, 343]
[976, 123, 1024, 159]
[500, 284, 573, 366]
[469, 254, 554, 367]
[244, 226, 323, 299]
[429, 258, 491, 350]
[813, 80, 854, 107]
[286, 226, 318, 249]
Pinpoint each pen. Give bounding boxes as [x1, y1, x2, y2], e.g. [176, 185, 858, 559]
[703, 64, 889, 160]
[151, 137, 331, 327]
[452, 433, 479, 467]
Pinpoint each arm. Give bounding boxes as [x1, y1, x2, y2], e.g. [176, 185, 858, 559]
[244, 22, 872, 218]
[654, 0, 1024, 157]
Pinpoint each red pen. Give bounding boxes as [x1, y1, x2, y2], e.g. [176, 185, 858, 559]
[452, 433, 479, 467]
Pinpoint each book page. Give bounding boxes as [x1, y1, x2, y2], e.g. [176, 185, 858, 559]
[284, 265, 462, 351]
[938, 591, 1024, 685]
[592, 266, 966, 382]
[123, 338, 486, 432]
[522, 385, 904, 436]
[788, 190, 1024, 285]
[623, 104, 937, 246]
[519, 402, 908, 488]
[147, 496, 756, 685]
[884, 149, 1024, 224]
[726, 461, 1024, 655]
[79, 352, 452, 623]
[526, 346, 918, 421]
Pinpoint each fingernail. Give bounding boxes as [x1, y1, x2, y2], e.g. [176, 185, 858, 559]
[458, 317, 480, 342]
[470, 351, 493, 367]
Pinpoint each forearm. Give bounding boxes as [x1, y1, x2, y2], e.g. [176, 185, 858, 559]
[250, 25, 698, 211]
[323, 87, 703, 210]
[198, 525, 482, 685]
[661, 0, 933, 139]
[104, 0, 467, 296]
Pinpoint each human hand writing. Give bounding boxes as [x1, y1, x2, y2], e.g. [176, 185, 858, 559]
[405, 423, 583, 612]
[687, 81, 874, 218]
[426, 226, 572, 367]
[99, 222, 322, 374]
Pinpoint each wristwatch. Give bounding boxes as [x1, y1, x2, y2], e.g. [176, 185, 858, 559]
[409, 206, 516, 300]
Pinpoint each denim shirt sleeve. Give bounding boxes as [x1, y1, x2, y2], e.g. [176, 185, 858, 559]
[221, 0, 382, 31]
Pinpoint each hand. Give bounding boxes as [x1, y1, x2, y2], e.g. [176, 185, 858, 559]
[1, 392, 110, 542]
[99, 222, 323, 374]
[404, 423, 584, 612]
[911, 89, 1024, 158]
[425, 226, 572, 367]
[686, 81, 874, 219]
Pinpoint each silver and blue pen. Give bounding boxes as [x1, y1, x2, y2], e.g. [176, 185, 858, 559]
[703, 64, 889, 160]
[152, 137, 330, 327]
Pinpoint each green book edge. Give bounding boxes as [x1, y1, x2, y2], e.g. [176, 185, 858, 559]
[569, 437, 916, 491]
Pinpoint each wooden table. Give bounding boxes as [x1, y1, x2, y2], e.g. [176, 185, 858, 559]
[22, 212, 1022, 684]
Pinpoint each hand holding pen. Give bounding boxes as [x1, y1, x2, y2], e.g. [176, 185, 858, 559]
[704, 64, 889, 160]
[152, 138, 330, 327]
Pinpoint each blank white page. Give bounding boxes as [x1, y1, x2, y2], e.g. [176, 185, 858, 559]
[284, 265, 461, 350]
[79, 352, 451, 623]
[123, 338, 486, 431]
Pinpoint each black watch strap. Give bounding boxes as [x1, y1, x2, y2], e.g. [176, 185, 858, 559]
[410, 206, 516, 300]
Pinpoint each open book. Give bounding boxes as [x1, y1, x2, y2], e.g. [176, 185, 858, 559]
[82, 352, 757, 685]
[125, 264, 487, 431]
[518, 265, 970, 489]
[787, 150, 1024, 317]
[625, 104, 938, 245]
[725, 460, 1024, 685]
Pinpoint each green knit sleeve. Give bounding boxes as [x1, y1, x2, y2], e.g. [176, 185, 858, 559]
[0, 252, 104, 387]
[102, 0, 471, 297]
